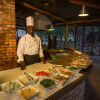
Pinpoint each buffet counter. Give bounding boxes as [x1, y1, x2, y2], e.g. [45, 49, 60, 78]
[0, 63, 93, 100]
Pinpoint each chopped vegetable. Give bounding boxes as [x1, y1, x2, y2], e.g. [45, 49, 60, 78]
[69, 67, 78, 70]
[40, 79, 55, 88]
[51, 75, 67, 82]
[61, 71, 73, 76]
[36, 71, 50, 76]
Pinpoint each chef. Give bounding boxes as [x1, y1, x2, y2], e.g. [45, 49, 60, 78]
[17, 16, 44, 70]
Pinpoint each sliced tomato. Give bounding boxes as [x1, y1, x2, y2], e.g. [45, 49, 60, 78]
[36, 71, 50, 76]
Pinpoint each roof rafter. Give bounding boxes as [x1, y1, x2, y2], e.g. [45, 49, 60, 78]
[67, 0, 100, 9]
[55, 18, 100, 25]
[17, 1, 67, 22]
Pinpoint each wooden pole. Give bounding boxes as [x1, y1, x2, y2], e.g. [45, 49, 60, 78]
[74, 24, 77, 49]
[91, 26, 94, 55]
[40, 31, 42, 45]
[66, 24, 69, 48]
[16, 29, 19, 46]
[55, 18, 100, 26]
[82, 25, 85, 52]
[79, 27, 81, 50]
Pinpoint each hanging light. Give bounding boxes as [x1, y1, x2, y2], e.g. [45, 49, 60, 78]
[78, 5, 89, 17]
[46, 24, 54, 31]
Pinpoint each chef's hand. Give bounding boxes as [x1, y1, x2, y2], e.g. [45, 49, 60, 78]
[20, 61, 26, 70]
[40, 57, 47, 64]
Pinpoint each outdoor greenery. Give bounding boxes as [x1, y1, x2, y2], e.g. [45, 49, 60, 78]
[17, 25, 100, 55]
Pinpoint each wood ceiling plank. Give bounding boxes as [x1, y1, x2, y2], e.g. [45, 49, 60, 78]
[67, 18, 100, 24]
[18, 1, 67, 22]
[55, 18, 100, 25]
[67, 0, 100, 9]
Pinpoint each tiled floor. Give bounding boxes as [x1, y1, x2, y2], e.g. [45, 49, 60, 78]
[84, 56, 100, 100]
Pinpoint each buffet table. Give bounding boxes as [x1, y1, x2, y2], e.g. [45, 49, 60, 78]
[0, 63, 93, 100]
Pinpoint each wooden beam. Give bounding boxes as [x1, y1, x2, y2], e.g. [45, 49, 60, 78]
[82, 25, 85, 52]
[68, 18, 100, 24]
[67, 0, 100, 9]
[74, 24, 77, 49]
[55, 18, 100, 26]
[16, 15, 25, 20]
[66, 24, 69, 48]
[54, 23, 65, 26]
[91, 26, 95, 55]
[18, 2, 67, 22]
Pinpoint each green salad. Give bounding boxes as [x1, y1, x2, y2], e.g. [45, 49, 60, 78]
[69, 66, 78, 70]
[40, 79, 55, 88]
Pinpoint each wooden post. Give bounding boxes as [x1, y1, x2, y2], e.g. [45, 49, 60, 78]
[74, 24, 77, 49]
[78, 26, 81, 50]
[40, 31, 42, 45]
[82, 25, 85, 52]
[91, 26, 94, 55]
[66, 24, 69, 48]
[16, 29, 19, 47]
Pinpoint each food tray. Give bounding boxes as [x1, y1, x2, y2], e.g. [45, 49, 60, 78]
[0, 80, 24, 94]
[65, 66, 81, 75]
[39, 79, 57, 94]
[40, 84, 57, 94]
[36, 70, 51, 76]
[17, 85, 39, 100]
[55, 66, 75, 76]
[50, 73, 69, 86]
[18, 73, 39, 85]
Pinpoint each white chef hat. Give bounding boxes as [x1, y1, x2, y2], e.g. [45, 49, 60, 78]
[26, 16, 34, 26]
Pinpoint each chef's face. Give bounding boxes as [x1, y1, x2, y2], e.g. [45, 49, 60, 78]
[26, 26, 34, 35]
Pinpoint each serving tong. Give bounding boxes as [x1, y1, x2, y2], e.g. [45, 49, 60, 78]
[8, 81, 15, 93]
[49, 66, 58, 74]
[24, 72, 33, 81]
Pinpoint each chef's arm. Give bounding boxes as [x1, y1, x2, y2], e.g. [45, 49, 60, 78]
[17, 39, 26, 70]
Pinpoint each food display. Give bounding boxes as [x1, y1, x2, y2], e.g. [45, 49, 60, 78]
[50, 74, 68, 82]
[68, 50, 92, 69]
[69, 66, 78, 70]
[40, 79, 55, 88]
[18, 73, 38, 85]
[36, 71, 50, 76]
[49, 67, 58, 74]
[0, 48, 92, 99]
[60, 71, 73, 76]
[17, 85, 39, 99]
[0, 80, 24, 93]
[71, 59, 87, 66]
[47, 48, 92, 69]
[67, 66, 81, 73]
[55, 66, 74, 76]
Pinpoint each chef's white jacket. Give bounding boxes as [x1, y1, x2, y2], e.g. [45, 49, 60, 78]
[17, 34, 44, 62]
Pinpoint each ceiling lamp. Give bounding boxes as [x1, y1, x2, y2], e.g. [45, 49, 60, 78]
[46, 24, 54, 31]
[78, 5, 89, 17]
[48, 24, 54, 31]
[40, 1, 52, 7]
